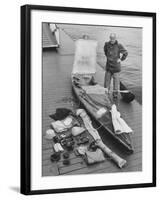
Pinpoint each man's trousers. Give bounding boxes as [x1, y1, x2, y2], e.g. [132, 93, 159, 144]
[104, 70, 119, 98]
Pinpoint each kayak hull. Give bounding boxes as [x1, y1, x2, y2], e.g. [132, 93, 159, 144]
[72, 76, 134, 153]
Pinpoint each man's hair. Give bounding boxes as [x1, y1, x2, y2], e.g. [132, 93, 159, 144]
[109, 33, 116, 39]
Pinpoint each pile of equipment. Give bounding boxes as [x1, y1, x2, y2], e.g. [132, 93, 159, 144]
[45, 107, 127, 168]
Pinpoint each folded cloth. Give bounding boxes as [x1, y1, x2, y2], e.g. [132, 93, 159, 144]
[111, 104, 133, 134]
[85, 149, 105, 165]
[71, 126, 86, 136]
[45, 129, 56, 140]
[51, 116, 74, 133]
[54, 143, 64, 152]
[76, 146, 88, 155]
[51, 120, 68, 132]
[81, 84, 108, 95]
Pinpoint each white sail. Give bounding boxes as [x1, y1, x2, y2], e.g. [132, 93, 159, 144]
[72, 39, 98, 75]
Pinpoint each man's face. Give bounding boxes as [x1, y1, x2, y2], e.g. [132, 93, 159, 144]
[83, 35, 89, 40]
[109, 34, 116, 44]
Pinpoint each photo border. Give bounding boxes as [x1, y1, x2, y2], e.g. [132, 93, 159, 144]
[20, 4, 156, 195]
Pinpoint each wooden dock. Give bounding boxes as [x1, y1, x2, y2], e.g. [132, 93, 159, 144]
[42, 29, 142, 176]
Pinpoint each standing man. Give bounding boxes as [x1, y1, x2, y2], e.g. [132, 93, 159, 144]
[104, 33, 128, 100]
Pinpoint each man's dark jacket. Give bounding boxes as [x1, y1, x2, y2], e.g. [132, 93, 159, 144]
[104, 40, 128, 73]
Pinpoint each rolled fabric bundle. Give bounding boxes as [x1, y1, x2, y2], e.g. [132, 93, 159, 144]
[53, 143, 59, 152]
[96, 140, 126, 168]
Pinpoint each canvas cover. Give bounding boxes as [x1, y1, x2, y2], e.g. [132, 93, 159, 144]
[72, 39, 98, 74]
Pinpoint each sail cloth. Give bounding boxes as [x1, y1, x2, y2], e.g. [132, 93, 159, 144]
[72, 39, 98, 75]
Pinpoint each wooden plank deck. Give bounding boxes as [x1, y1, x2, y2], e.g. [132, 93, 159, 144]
[42, 28, 142, 176]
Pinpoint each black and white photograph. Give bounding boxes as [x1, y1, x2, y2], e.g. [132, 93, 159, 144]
[42, 23, 142, 176]
[1, 0, 160, 199]
[20, 5, 156, 194]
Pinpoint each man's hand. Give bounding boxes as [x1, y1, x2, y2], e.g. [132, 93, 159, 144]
[117, 58, 121, 63]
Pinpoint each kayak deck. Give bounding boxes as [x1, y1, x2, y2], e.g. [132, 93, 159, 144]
[72, 75, 134, 153]
[42, 28, 142, 176]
